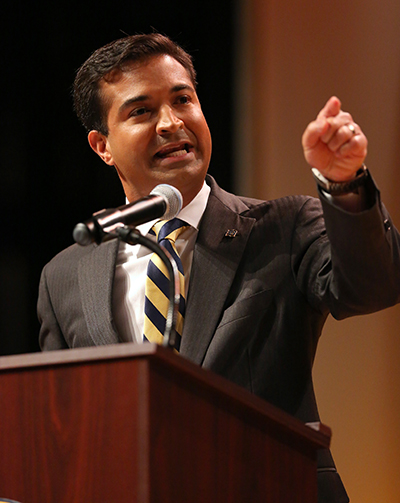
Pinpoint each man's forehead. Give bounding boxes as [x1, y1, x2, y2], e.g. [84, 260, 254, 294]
[101, 55, 193, 87]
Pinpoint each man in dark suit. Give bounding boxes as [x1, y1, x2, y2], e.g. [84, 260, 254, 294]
[38, 33, 400, 503]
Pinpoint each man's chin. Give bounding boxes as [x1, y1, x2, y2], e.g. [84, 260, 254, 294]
[148, 166, 206, 203]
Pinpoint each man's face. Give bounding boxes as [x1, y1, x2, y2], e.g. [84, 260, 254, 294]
[88, 55, 212, 206]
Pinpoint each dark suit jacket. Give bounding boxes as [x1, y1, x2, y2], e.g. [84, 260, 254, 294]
[38, 175, 400, 503]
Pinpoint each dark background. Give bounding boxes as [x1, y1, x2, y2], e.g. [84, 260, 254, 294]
[1, 0, 236, 355]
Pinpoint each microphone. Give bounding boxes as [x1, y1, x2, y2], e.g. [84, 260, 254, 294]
[73, 184, 183, 246]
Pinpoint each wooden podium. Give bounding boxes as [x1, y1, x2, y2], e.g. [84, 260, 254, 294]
[0, 344, 330, 503]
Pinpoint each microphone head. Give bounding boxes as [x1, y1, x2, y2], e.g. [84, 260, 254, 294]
[150, 184, 183, 219]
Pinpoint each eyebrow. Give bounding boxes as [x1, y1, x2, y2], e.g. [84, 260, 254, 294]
[118, 84, 195, 115]
[171, 84, 195, 93]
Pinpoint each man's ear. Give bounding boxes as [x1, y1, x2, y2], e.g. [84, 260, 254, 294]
[88, 130, 114, 166]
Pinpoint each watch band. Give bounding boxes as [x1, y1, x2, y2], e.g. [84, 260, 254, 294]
[311, 165, 369, 195]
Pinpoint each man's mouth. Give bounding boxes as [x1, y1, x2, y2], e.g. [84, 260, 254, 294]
[155, 143, 191, 159]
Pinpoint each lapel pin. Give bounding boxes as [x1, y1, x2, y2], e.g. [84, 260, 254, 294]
[224, 229, 239, 238]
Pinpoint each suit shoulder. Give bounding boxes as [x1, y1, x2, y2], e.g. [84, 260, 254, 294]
[238, 193, 322, 222]
[44, 242, 93, 270]
[207, 174, 320, 220]
[41, 240, 118, 287]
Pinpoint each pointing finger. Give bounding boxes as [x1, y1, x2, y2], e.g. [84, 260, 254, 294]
[317, 96, 342, 120]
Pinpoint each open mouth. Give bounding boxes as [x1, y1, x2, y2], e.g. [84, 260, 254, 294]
[156, 143, 191, 159]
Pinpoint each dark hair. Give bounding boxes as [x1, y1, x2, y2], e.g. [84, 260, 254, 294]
[73, 33, 197, 135]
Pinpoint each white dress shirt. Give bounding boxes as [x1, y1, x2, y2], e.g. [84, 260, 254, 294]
[112, 182, 210, 343]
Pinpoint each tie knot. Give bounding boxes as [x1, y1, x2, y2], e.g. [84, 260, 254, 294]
[151, 218, 189, 244]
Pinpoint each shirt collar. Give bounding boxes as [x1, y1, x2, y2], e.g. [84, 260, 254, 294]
[135, 181, 210, 237]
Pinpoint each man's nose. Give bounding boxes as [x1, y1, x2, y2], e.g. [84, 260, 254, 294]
[156, 105, 183, 135]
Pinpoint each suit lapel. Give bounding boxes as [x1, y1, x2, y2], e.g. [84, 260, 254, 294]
[181, 180, 255, 364]
[78, 238, 120, 346]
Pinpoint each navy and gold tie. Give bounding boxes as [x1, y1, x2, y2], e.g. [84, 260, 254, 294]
[143, 218, 189, 350]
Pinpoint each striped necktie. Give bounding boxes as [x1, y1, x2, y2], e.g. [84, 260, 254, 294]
[143, 218, 189, 350]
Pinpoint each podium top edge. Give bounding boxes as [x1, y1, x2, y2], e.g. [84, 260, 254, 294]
[0, 342, 158, 370]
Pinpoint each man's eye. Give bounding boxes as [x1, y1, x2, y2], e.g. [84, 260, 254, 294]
[131, 107, 149, 117]
[177, 95, 191, 105]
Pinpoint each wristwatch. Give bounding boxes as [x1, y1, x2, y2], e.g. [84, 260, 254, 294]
[311, 165, 369, 195]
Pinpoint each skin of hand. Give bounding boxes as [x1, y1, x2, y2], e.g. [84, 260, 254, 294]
[302, 96, 368, 182]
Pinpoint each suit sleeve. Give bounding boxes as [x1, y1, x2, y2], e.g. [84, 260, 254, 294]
[292, 178, 400, 319]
